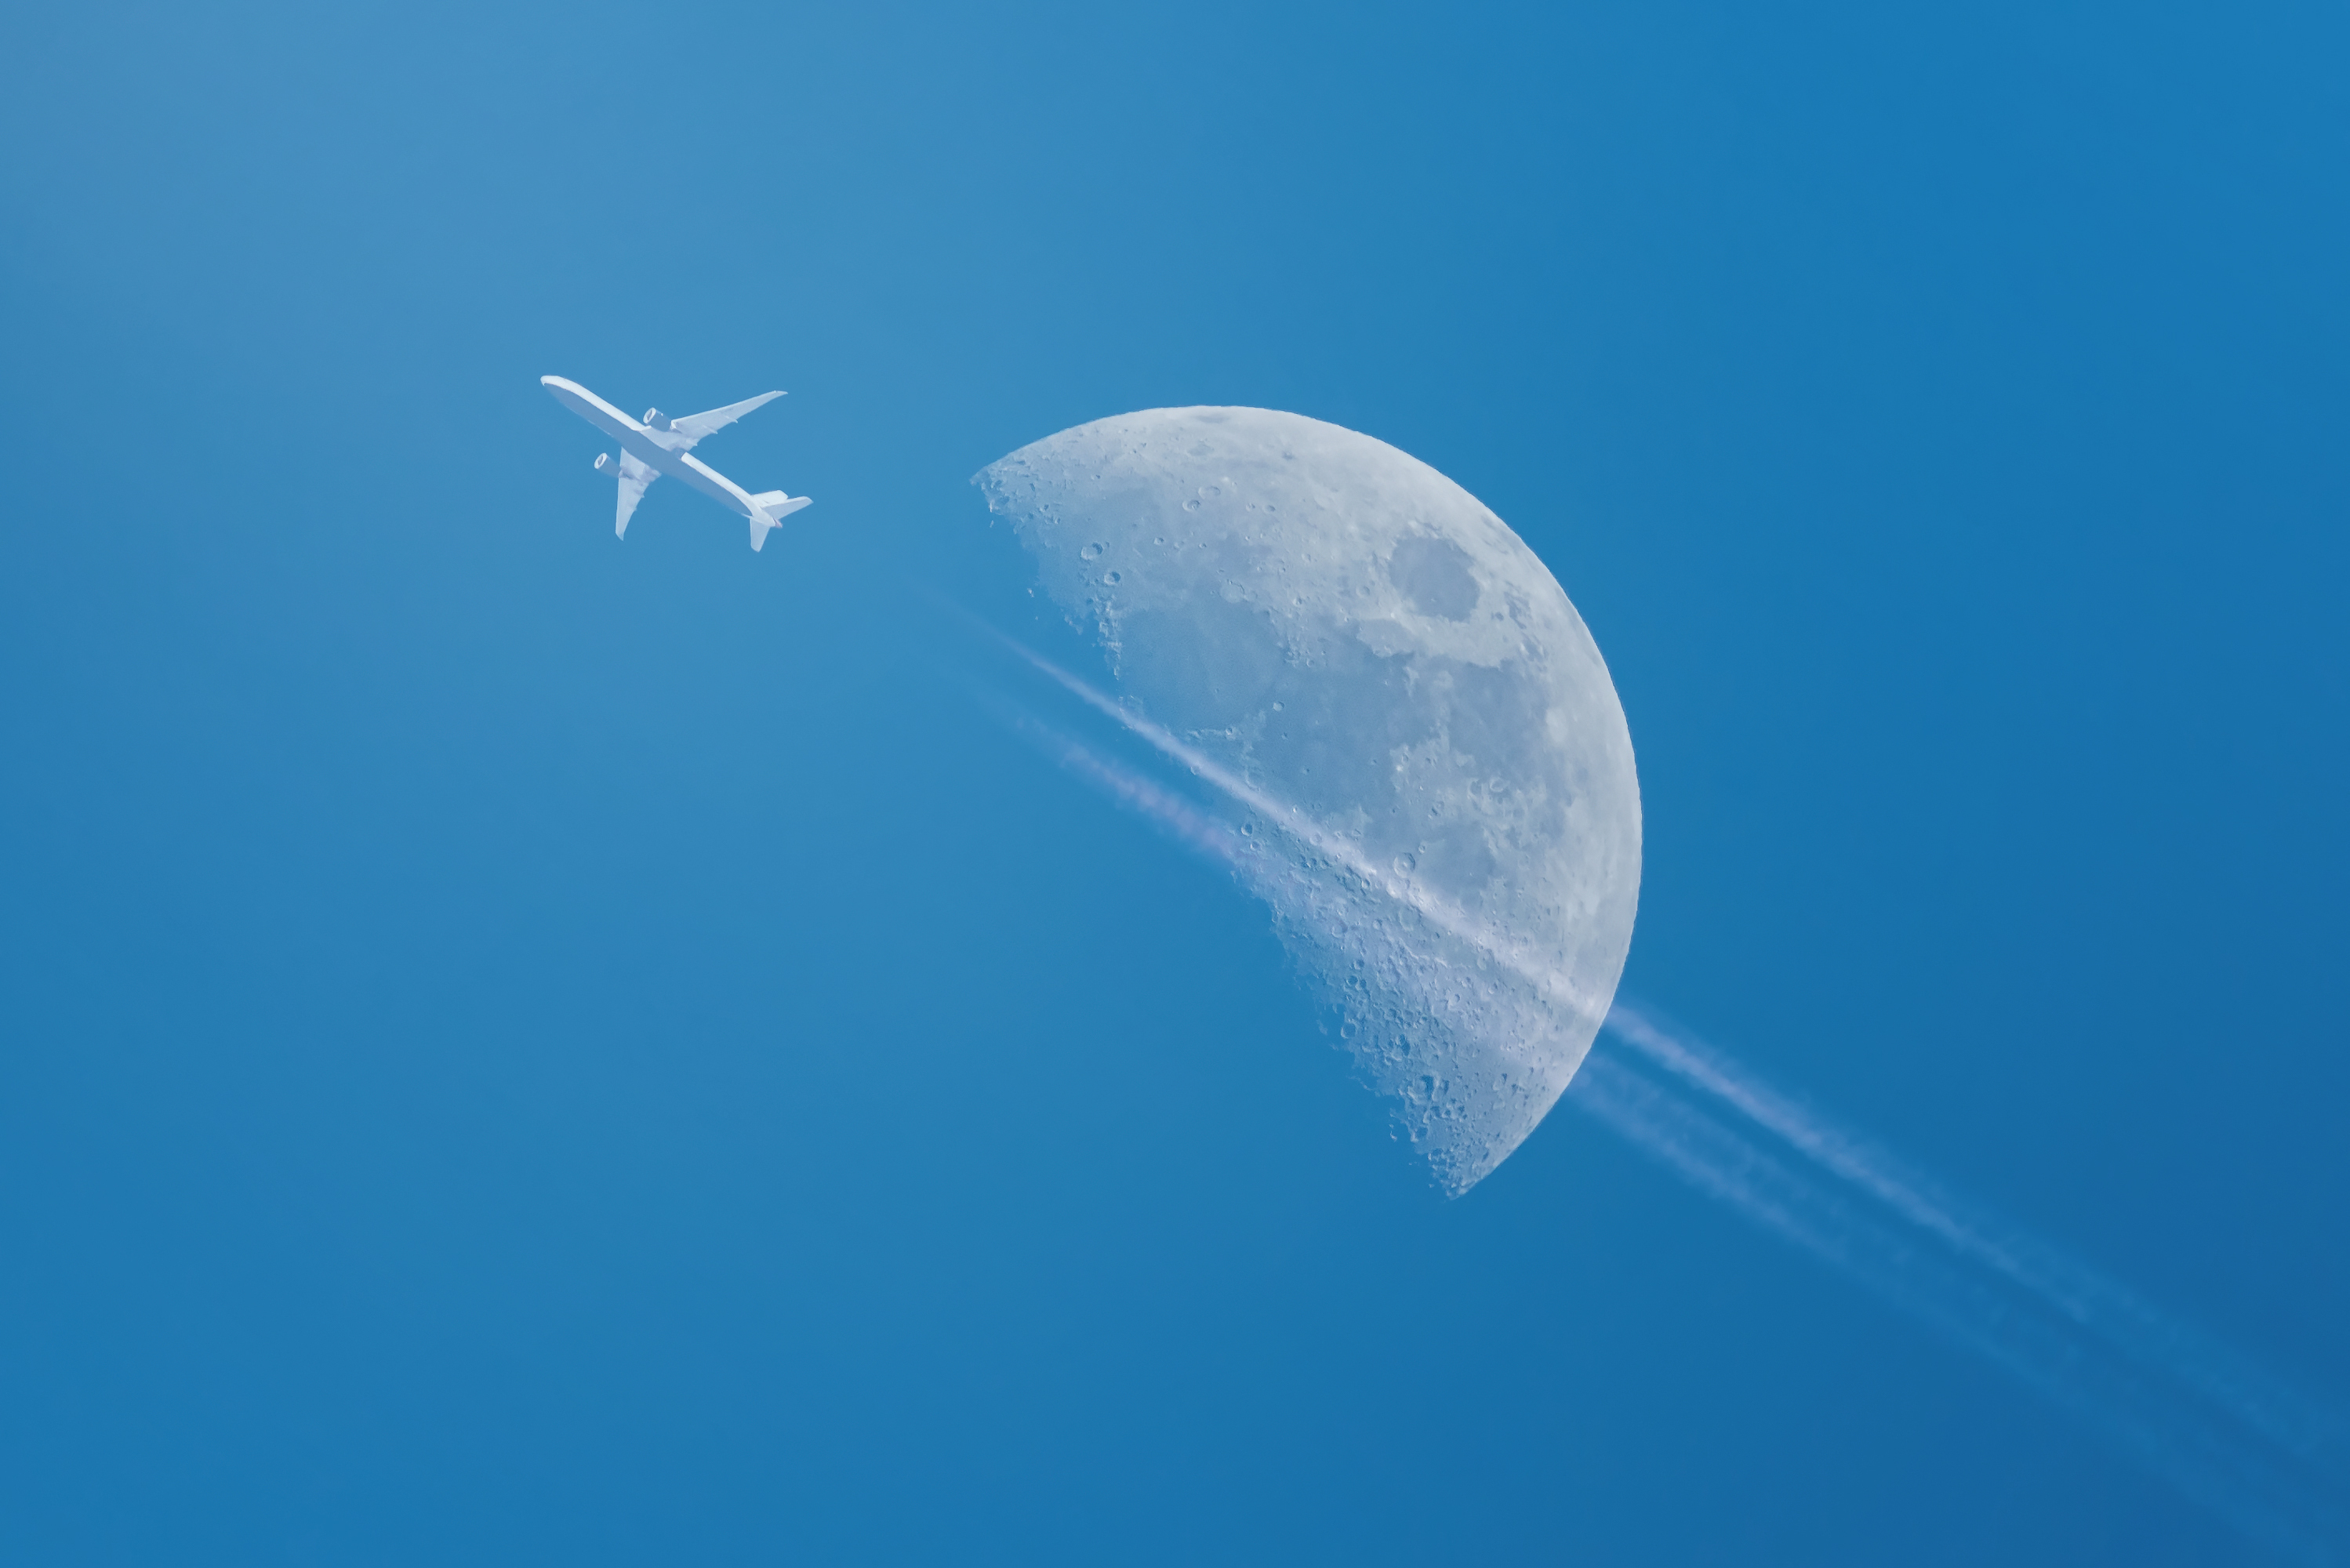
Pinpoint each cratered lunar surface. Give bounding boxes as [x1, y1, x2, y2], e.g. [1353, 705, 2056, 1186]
[977, 408, 1640, 1192]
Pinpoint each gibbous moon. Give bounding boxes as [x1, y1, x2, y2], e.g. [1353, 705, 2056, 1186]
[978, 408, 1640, 1193]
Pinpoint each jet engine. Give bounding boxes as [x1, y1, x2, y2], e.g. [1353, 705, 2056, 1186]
[594, 452, 616, 474]
[642, 408, 671, 430]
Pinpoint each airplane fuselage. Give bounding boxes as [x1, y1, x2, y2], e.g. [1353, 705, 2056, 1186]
[543, 376, 765, 521]
[544, 373, 809, 550]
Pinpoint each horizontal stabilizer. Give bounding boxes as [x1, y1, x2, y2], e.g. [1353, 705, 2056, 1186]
[750, 489, 812, 517]
[746, 491, 812, 552]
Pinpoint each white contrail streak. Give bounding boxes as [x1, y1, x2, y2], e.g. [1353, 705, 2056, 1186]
[997, 633, 1613, 1035]
[1603, 1001, 2350, 1484]
[986, 641, 2346, 1560]
[994, 701, 1253, 869]
[1570, 1051, 2345, 1566]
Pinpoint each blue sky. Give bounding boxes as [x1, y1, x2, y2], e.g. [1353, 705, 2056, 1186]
[2, 2, 2345, 1562]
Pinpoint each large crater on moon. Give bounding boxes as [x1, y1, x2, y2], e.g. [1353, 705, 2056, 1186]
[978, 407, 1640, 1192]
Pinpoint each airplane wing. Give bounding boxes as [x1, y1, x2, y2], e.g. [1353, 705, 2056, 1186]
[668, 390, 785, 446]
[605, 449, 659, 539]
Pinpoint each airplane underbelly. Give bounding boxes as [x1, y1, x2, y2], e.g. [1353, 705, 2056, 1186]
[667, 452, 753, 514]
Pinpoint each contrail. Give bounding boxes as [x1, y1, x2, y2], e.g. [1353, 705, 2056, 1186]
[1570, 1050, 2345, 1566]
[990, 698, 1253, 869]
[984, 640, 2348, 1561]
[1602, 1001, 2350, 1484]
[995, 632, 1614, 1034]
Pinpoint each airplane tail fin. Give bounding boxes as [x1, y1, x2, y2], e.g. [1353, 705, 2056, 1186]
[746, 491, 813, 552]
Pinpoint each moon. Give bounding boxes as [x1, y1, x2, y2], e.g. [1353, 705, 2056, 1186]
[977, 407, 1641, 1193]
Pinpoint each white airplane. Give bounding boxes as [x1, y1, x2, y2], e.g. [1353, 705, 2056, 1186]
[541, 375, 812, 551]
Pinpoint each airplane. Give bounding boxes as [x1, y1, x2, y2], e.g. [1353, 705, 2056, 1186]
[541, 374, 812, 551]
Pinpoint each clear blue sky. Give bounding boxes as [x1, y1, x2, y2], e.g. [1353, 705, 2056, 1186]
[2, 2, 2345, 1562]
